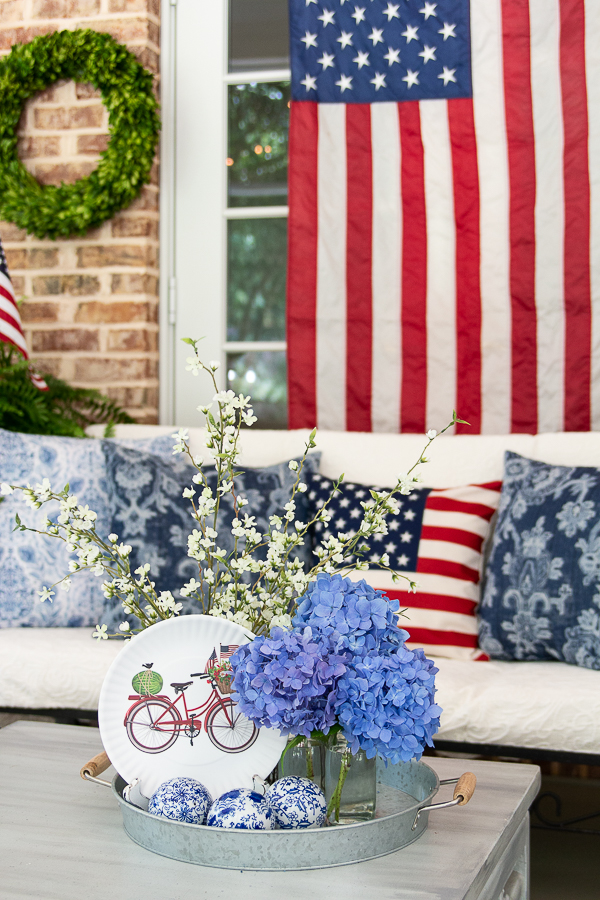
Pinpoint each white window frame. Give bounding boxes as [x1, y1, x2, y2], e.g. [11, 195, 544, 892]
[159, 0, 291, 425]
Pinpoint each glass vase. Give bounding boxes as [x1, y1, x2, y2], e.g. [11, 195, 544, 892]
[279, 737, 326, 794]
[324, 735, 376, 824]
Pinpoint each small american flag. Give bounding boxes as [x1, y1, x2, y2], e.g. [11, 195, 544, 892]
[204, 648, 218, 673]
[219, 644, 240, 660]
[287, 0, 599, 435]
[0, 235, 47, 390]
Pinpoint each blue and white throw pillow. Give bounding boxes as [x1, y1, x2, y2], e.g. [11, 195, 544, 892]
[0, 429, 178, 628]
[479, 451, 600, 670]
[99, 443, 321, 630]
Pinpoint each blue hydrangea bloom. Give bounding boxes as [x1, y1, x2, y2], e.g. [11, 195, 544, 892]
[232, 573, 442, 762]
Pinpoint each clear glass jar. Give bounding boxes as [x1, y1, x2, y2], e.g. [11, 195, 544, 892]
[324, 735, 376, 824]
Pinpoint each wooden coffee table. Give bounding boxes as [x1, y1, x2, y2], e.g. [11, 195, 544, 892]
[0, 721, 540, 900]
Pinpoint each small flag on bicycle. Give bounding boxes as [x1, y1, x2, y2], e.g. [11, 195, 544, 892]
[219, 644, 239, 660]
[204, 648, 218, 672]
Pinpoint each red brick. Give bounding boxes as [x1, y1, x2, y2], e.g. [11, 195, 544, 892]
[132, 411, 159, 424]
[11, 276, 25, 294]
[128, 187, 159, 212]
[130, 45, 159, 75]
[75, 300, 152, 323]
[111, 273, 158, 295]
[31, 357, 62, 378]
[5, 248, 27, 270]
[86, 18, 152, 43]
[33, 82, 67, 103]
[111, 216, 158, 239]
[17, 136, 61, 158]
[64, 274, 100, 295]
[105, 385, 158, 409]
[77, 245, 148, 268]
[33, 107, 68, 130]
[0, 25, 56, 51]
[20, 301, 59, 323]
[0, 222, 27, 241]
[32, 328, 99, 352]
[32, 0, 67, 16]
[149, 160, 159, 185]
[32, 275, 64, 296]
[67, 0, 100, 15]
[74, 356, 150, 382]
[33, 105, 104, 130]
[29, 248, 59, 269]
[109, 0, 159, 14]
[77, 134, 109, 154]
[0, 2, 25, 24]
[35, 161, 98, 185]
[75, 82, 102, 100]
[107, 328, 157, 351]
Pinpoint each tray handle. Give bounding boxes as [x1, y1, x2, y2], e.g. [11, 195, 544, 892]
[80, 751, 112, 787]
[412, 771, 477, 830]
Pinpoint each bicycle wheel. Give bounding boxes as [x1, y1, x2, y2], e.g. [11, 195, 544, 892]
[125, 699, 181, 753]
[205, 699, 258, 753]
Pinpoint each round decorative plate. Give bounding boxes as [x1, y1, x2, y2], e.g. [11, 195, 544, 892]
[98, 616, 286, 799]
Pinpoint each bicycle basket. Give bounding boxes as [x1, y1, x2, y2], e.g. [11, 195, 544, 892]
[215, 673, 233, 695]
[132, 669, 163, 696]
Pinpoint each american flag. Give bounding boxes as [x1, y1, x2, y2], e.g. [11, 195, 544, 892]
[287, 0, 598, 435]
[204, 648, 218, 673]
[219, 644, 240, 660]
[0, 235, 47, 390]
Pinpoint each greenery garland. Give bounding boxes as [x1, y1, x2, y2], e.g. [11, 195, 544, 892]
[0, 29, 160, 240]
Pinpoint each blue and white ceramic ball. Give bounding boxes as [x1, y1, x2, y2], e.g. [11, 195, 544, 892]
[266, 776, 327, 829]
[207, 789, 273, 830]
[148, 777, 212, 825]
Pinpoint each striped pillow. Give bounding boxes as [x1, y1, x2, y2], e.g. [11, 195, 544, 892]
[306, 474, 502, 661]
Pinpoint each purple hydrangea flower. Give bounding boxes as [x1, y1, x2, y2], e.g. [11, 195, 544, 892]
[231, 573, 442, 762]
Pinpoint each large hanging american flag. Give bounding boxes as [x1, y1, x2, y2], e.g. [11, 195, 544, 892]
[0, 235, 47, 390]
[286, 0, 599, 434]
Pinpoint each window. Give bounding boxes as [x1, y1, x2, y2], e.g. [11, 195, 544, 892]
[160, 0, 291, 427]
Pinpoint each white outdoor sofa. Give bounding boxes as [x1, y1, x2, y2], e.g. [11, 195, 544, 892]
[1, 425, 599, 764]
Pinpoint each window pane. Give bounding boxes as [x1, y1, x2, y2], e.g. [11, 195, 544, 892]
[229, 0, 289, 73]
[226, 351, 287, 429]
[228, 82, 289, 207]
[227, 218, 287, 342]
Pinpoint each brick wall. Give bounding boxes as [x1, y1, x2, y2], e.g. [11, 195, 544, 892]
[0, 0, 160, 423]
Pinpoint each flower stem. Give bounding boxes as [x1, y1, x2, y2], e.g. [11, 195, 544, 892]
[327, 749, 351, 823]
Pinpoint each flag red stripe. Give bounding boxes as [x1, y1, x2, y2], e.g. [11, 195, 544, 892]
[0, 304, 21, 331]
[425, 496, 497, 520]
[560, 0, 591, 431]
[502, 0, 538, 433]
[420, 525, 484, 552]
[345, 104, 373, 431]
[448, 97, 482, 434]
[385, 590, 477, 616]
[286, 102, 319, 429]
[0, 330, 27, 356]
[0, 283, 18, 310]
[416, 557, 480, 583]
[404, 627, 480, 649]
[398, 101, 427, 433]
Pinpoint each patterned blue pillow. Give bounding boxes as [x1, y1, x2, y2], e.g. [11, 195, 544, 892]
[479, 451, 600, 669]
[99, 443, 321, 630]
[0, 430, 176, 628]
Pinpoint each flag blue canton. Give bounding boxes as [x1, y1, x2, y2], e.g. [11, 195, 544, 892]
[0, 238, 11, 280]
[307, 473, 431, 571]
[289, 0, 472, 103]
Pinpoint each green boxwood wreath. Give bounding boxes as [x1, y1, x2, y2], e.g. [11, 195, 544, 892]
[0, 29, 160, 240]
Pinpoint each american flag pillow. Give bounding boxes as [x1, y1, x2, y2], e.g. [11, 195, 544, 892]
[306, 474, 502, 661]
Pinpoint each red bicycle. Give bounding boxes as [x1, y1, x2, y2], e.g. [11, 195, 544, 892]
[124, 672, 258, 755]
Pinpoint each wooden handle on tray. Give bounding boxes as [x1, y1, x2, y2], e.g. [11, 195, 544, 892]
[80, 751, 111, 780]
[454, 772, 477, 806]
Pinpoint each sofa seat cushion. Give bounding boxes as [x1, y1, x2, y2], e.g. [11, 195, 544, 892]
[434, 657, 600, 756]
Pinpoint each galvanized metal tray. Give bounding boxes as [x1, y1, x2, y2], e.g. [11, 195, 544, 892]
[82, 752, 476, 871]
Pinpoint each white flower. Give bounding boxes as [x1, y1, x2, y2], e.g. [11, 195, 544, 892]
[182, 487, 195, 499]
[426, 429, 437, 439]
[93, 624, 109, 641]
[38, 586, 54, 603]
[116, 543, 132, 557]
[119, 622, 131, 632]
[185, 355, 202, 376]
[209, 360, 220, 371]
[108, 533, 118, 543]
[288, 460, 299, 471]
[60, 577, 71, 593]
[0, 482, 13, 495]
[297, 482, 307, 493]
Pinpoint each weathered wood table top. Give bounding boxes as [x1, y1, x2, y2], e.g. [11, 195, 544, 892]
[0, 721, 540, 900]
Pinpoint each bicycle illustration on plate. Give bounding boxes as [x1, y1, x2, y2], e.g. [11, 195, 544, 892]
[123, 648, 258, 755]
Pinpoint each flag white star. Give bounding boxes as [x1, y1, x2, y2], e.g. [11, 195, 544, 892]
[402, 24, 419, 43]
[368, 27, 385, 46]
[355, 489, 366, 498]
[385, 542, 396, 553]
[402, 68, 419, 88]
[384, 46, 401, 66]
[370, 71, 387, 90]
[306, 0, 318, 5]
[301, 73, 317, 91]
[353, 50, 370, 69]
[382, 2, 400, 21]
[418, 44, 436, 63]
[301, 31, 318, 48]
[419, 2, 437, 19]
[389, 520, 399, 530]
[438, 21, 457, 40]
[317, 51, 335, 69]
[317, 8, 335, 27]
[337, 30, 354, 48]
[350, 508, 361, 518]
[398, 554, 409, 566]
[336, 517, 346, 529]
[339, 497, 350, 507]
[336, 73, 353, 91]
[404, 509, 416, 520]
[351, 5, 366, 24]
[438, 66, 457, 85]
[400, 531, 413, 543]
